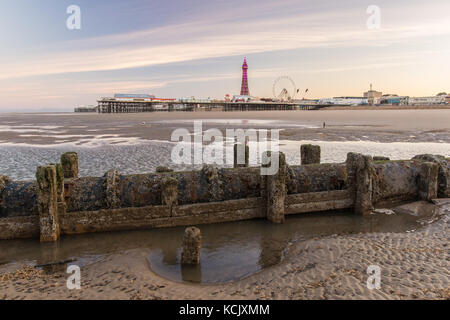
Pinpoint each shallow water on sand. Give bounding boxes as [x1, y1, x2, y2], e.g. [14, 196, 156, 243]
[1, 112, 449, 180]
[0, 204, 446, 284]
[1, 139, 449, 180]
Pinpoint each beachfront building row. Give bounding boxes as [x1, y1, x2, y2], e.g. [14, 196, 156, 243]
[408, 95, 449, 105]
[310, 94, 449, 107]
[318, 97, 369, 106]
[378, 95, 448, 106]
[363, 84, 449, 106]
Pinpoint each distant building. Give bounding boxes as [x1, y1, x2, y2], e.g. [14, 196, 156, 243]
[380, 95, 401, 105]
[293, 99, 318, 105]
[191, 98, 213, 103]
[363, 84, 382, 105]
[178, 96, 196, 103]
[109, 94, 175, 102]
[408, 95, 447, 105]
[260, 98, 275, 102]
[151, 97, 177, 102]
[114, 93, 154, 99]
[232, 95, 252, 102]
[318, 97, 368, 106]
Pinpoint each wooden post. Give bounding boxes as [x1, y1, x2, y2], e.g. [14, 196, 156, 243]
[418, 162, 438, 201]
[263, 151, 287, 223]
[181, 227, 201, 265]
[52, 163, 67, 218]
[61, 152, 78, 179]
[36, 165, 60, 242]
[301, 144, 321, 165]
[233, 143, 249, 168]
[162, 177, 178, 216]
[0, 175, 12, 194]
[104, 169, 121, 209]
[346, 153, 374, 215]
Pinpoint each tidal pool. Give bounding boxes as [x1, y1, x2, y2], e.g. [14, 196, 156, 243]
[0, 203, 445, 284]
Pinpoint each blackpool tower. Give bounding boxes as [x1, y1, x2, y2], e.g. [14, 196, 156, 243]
[240, 57, 250, 96]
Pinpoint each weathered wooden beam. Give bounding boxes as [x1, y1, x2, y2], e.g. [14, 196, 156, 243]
[36, 165, 60, 242]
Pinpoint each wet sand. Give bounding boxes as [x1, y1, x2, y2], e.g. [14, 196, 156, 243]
[0, 110, 449, 300]
[0, 109, 449, 145]
[0, 201, 449, 300]
[1, 110, 449, 180]
[0, 204, 448, 300]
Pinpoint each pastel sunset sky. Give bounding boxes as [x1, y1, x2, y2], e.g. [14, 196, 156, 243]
[0, 0, 449, 111]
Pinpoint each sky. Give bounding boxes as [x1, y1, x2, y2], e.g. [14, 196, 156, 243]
[0, 0, 449, 111]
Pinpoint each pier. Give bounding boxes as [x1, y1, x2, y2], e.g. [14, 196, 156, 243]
[96, 98, 329, 113]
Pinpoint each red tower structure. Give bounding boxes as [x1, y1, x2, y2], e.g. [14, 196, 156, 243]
[240, 57, 250, 96]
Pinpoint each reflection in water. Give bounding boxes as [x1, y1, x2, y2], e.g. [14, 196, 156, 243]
[181, 263, 202, 283]
[161, 246, 178, 265]
[148, 204, 445, 284]
[0, 204, 446, 284]
[258, 226, 290, 269]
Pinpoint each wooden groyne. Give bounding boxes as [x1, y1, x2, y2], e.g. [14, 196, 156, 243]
[0, 147, 449, 242]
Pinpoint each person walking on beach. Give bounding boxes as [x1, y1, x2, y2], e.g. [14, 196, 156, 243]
[323, 122, 326, 128]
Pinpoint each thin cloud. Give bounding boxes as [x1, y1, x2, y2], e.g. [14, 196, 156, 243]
[1, 13, 448, 80]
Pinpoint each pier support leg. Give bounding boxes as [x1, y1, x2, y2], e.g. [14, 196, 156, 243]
[162, 177, 178, 216]
[263, 151, 287, 224]
[181, 227, 201, 265]
[346, 153, 374, 215]
[233, 143, 249, 168]
[36, 165, 60, 242]
[104, 169, 121, 209]
[61, 152, 79, 179]
[301, 144, 321, 165]
[418, 162, 438, 201]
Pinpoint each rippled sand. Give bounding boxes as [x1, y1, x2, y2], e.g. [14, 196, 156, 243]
[0, 202, 448, 300]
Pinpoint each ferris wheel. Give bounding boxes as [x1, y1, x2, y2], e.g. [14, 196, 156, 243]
[273, 76, 298, 101]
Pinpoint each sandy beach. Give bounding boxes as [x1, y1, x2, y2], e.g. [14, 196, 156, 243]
[0, 109, 449, 300]
[0, 201, 448, 300]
